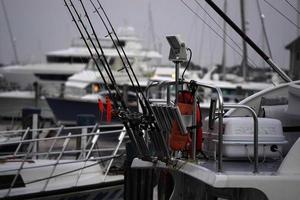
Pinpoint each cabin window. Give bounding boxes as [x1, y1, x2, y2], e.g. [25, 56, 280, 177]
[47, 56, 89, 64]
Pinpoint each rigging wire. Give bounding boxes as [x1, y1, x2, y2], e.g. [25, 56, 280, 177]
[262, 0, 300, 29]
[193, 0, 242, 52]
[180, 0, 260, 69]
[282, 0, 300, 15]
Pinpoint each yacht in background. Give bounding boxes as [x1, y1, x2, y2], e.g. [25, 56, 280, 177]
[46, 26, 162, 124]
[0, 26, 158, 120]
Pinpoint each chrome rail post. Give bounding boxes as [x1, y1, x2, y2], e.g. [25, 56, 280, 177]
[191, 92, 197, 160]
[215, 87, 224, 172]
[175, 62, 180, 105]
[32, 114, 38, 159]
[103, 127, 126, 181]
[78, 124, 99, 159]
[13, 127, 30, 157]
[223, 104, 259, 173]
[42, 132, 71, 191]
[74, 130, 100, 187]
[45, 125, 64, 159]
[6, 134, 36, 197]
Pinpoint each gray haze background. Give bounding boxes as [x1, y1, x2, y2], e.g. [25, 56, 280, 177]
[0, 0, 298, 70]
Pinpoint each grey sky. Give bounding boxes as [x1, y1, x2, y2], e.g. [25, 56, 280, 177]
[0, 0, 298, 70]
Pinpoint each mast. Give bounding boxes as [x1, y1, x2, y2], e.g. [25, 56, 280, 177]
[1, 0, 19, 64]
[256, 0, 272, 58]
[221, 0, 227, 80]
[240, 0, 248, 81]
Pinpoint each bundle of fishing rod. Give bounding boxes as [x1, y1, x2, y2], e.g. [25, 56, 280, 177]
[64, 0, 170, 162]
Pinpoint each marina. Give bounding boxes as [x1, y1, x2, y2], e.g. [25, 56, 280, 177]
[0, 0, 300, 199]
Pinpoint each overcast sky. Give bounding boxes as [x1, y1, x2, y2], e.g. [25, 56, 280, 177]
[0, 0, 299, 70]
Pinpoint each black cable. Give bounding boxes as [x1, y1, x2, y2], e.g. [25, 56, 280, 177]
[182, 48, 192, 80]
[262, 0, 300, 29]
[282, 0, 300, 15]
[180, 0, 260, 69]
[193, 0, 242, 52]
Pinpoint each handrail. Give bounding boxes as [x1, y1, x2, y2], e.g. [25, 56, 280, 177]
[0, 129, 124, 146]
[0, 124, 124, 135]
[0, 124, 126, 197]
[223, 104, 259, 173]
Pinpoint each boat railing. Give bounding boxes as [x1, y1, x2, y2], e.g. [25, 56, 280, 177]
[146, 80, 259, 173]
[223, 104, 258, 173]
[0, 123, 126, 197]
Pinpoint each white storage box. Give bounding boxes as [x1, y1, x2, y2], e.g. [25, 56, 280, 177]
[203, 117, 287, 158]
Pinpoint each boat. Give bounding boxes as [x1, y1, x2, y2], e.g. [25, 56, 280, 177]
[0, 38, 90, 92]
[0, 123, 126, 199]
[0, 39, 88, 120]
[123, 0, 300, 199]
[62, 1, 300, 199]
[46, 26, 162, 124]
[46, 90, 138, 125]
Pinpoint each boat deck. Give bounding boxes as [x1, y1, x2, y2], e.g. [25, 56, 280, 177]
[199, 158, 281, 174]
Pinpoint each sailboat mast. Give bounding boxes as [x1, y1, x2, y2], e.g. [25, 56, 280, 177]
[240, 0, 248, 81]
[221, 0, 227, 81]
[1, 0, 19, 64]
[256, 0, 272, 59]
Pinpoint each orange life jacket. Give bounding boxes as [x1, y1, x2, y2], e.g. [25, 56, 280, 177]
[169, 91, 203, 151]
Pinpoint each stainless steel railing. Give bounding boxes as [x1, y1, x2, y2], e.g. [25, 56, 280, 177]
[146, 80, 260, 173]
[0, 123, 126, 197]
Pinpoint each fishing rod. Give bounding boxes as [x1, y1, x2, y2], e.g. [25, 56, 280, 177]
[71, 0, 159, 158]
[91, 0, 170, 159]
[64, 0, 150, 158]
[71, 0, 153, 159]
[204, 0, 292, 83]
[77, 0, 125, 110]
[90, 0, 148, 115]
[93, 0, 160, 114]
[68, 0, 165, 160]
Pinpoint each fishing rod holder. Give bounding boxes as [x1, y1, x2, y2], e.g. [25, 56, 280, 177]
[146, 81, 224, 164]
